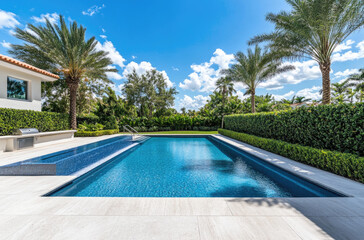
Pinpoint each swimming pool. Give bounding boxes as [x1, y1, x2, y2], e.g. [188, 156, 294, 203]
[49, 136, 341, 197]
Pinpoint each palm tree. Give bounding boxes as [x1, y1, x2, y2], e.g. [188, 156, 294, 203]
[347, 69, 364, 92]
[224, 45, 294, 113]
[9, 15, 116, 129]
[215, 76, 236, 128]
[294, 96, 312, 103]
[249, 0, 364, 104]
[346, 69, 364, 102]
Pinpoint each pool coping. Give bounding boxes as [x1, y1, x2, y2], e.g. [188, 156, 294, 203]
[211, 134, 364, 198]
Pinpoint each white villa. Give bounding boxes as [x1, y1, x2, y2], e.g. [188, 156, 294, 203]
[0, 54, 59, 111]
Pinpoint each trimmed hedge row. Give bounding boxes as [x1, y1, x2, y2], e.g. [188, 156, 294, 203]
[118, 115, 219, 131]
[224, 104, 364, 156]
[75, 129, 119, 137]
[79, 115, 220, 131]
[0, 108, 69, 136]
[218, 129, 364, 183]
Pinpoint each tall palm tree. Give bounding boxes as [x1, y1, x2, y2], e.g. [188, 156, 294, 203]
[9, 15, 116, 129]
[224, 45, 294, 113]
[249, 0, 364, 104]
[215, 76, 236, 128]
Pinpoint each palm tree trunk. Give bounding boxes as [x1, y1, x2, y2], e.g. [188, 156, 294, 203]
[320, 62, 331, 104]
[67, 82, 79, 130]
[251, 90, 256, 113]
[221, 93, 225, 128]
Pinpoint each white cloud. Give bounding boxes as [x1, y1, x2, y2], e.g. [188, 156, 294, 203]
[31, 12, 59, 24]
[272, 91, 295, 101]
[132, 55, 137, 59]
[332, 40, 364, 62]
[179, 95, 210, 110]
[272, 86, 321, 102]
[8, 29, 16, 35]
[82, 5, 105, 16]
[96, 39, 126, 68]
[260, 60, 321, 90]
[102, 28, 106, 33]
[122, 61, 173, 88]
[334, 40, 355, 53]
[105, 66, 122, 80]
[334, 68, 359, 79]
[1, 40, 11, 49]
[0, 10, 19, 29]
[24, 25, 38, 37]
[235, 91, 248, 100]
[100, 35, 107, 39]
[172, 66, 179, 71]
[179, 48, 235, 92]
[296, 86, 321, 100]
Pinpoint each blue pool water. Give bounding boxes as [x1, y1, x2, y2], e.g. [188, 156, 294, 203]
[50, 136, 341, 197]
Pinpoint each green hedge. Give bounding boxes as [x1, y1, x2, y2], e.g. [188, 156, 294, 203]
[218, 129, 364, 183]
[224, 104, 364, 156]
[0, 108, 69, 136]
[75, 129, 119, 137]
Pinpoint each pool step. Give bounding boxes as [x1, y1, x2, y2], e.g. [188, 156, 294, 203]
[132, 135, 150, 143]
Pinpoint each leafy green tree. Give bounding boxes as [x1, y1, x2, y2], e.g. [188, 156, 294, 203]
[41, 78, 106, 115]
[9, 15, 116, 129]
[122, 69, 178, 117]
[249, 0, 364, 104]
[94, 87, 136, 129]
[225, 45, 293, 113]
[215, 76, 236, 127]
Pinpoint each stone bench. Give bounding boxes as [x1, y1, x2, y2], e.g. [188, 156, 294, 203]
[0, 130, 77, 152]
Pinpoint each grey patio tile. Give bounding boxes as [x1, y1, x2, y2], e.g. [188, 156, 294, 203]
[198, 216, 301, 240]
[164, 198, 232, 216]
[283, 216, 333, 240]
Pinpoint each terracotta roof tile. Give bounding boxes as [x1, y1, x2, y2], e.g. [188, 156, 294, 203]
[0, 54, 59, 79]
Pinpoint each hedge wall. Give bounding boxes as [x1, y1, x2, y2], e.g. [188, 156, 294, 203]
[219, 129, 364, 184]
[118, 115, 219, 131]
[224, 104, 364, 156]
[0, 108, 69, 136]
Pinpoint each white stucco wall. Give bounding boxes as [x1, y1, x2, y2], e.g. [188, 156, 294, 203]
[0, 64, 50, 111]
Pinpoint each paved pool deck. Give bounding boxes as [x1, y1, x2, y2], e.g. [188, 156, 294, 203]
[0, 134, 363, 239]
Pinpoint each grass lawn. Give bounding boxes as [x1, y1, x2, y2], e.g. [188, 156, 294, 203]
[121, 131, 218, 135]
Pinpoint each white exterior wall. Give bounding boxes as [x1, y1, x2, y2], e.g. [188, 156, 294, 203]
[0, 65, 50, 111]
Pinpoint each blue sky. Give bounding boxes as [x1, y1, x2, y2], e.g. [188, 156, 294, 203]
[1, 0, 363, 110]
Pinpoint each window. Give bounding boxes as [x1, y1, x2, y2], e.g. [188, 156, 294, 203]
[7, 77, 28, 100]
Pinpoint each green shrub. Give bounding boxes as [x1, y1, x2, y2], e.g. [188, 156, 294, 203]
[0, 108, 69, 136]
[77, 115, 99, 125]
[75, 129, 119, 137]
[78, 122, 104, 131]
[224, 104, 364, 156]
[218, 129, 364, 183]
